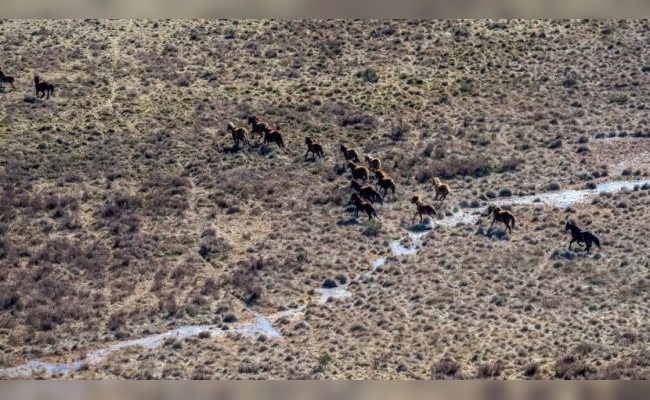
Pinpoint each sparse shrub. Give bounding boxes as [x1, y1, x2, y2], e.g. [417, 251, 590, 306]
[574, 342, 594, 356]
[422, 142, 435, 158]
[198, 235, 232, 262]
[498, 188, 512, 197]
[357, 68, 379, 83]
[547, 182, 561, 191]
[334, 273, 347, 284]
[389, 123, 410, 141]
[238, 362, 261, 374]
[340, 113, 375, 129]
[224, 27, 236, 39]
[431, 357, 463, 379]
[459, 80, 474, 94]
[554, 354, 597, 379]
[159, 294, 179, 317]
[107, 311, 126, 331]
[562, 78, 577, 88]
[322, 279, 337, 289]
[523, 362, 539, 378]
[548, 139, 562, 149]
[229, 257, 269, 305]
[497, 156, 523, 173]
[415, 167, 434, 184]
[265, 48, 278, 58]
[451, 25, 469, 38]
[476, 361, 504, 379]
[317, 353, 332, 373]
[362, 218, 382, 237]
[609, 93, 629, 104]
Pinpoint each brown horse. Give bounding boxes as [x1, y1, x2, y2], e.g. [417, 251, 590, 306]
[247, 115, 272, 140]
[347, 161, 370, 183]
[227, 121, 250, 148]
[411, 195, 437, 223]
[349, 193, 377, 220]
[431, 177, 451, 202]
[263, 129, 284, 149]
[305, 137, 325, 159]
[376, 174, 396, 199]
[350, 179, 383, 204]
[364, 154, 381, 171]
[487, 204, 515, 233]
[340, 144, 360, 163]
[0, 70, 16, 90]
[34, 75, 55, 99]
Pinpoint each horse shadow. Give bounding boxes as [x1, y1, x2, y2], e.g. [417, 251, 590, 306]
[408, 221, 434, 232]
[337, 217, 362, 226]
[303, 155, 323, 163]
[222, 144, 246, 154]
[478, 225, 510, 240]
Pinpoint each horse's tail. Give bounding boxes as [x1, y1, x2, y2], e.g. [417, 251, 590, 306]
[593, 234, 601, 248]
[510, 214, 515, 228]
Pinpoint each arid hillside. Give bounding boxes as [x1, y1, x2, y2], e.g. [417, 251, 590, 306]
[0, 19, 649, 379]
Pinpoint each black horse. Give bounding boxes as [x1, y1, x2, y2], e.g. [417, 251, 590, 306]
[565, 220, 601, 252]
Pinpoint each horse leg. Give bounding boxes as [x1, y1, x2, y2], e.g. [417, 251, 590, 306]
[568, 239, 574, 250]
[488, 218, 495, 232]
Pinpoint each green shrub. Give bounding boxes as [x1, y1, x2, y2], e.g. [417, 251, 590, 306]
[358, 68, 379, 83]
[362, 218, 382, 237]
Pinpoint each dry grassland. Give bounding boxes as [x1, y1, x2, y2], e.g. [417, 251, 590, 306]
[1, 19, 650, 379]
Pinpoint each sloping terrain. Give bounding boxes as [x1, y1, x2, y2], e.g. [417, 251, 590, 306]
[0, 19, 649, 379]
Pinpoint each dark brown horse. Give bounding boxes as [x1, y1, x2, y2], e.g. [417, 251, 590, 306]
[350, 179, 382, 204]
[487, 204, 515, 233]
[0, 70, 16, 90]
[347, 161, 370, 183]
[34, 75, 55, 99]
[565, 220, 601, 252]
[263, 129, 284, 149]
[340, 144, 360, 163]
[305, 137, 325, 159]
[247, 115, 272, 140]
[376, 175, 396, 199]
[349, 193, 377, 220]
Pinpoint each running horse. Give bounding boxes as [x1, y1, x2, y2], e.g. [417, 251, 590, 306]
[565, 220, 601, 253]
